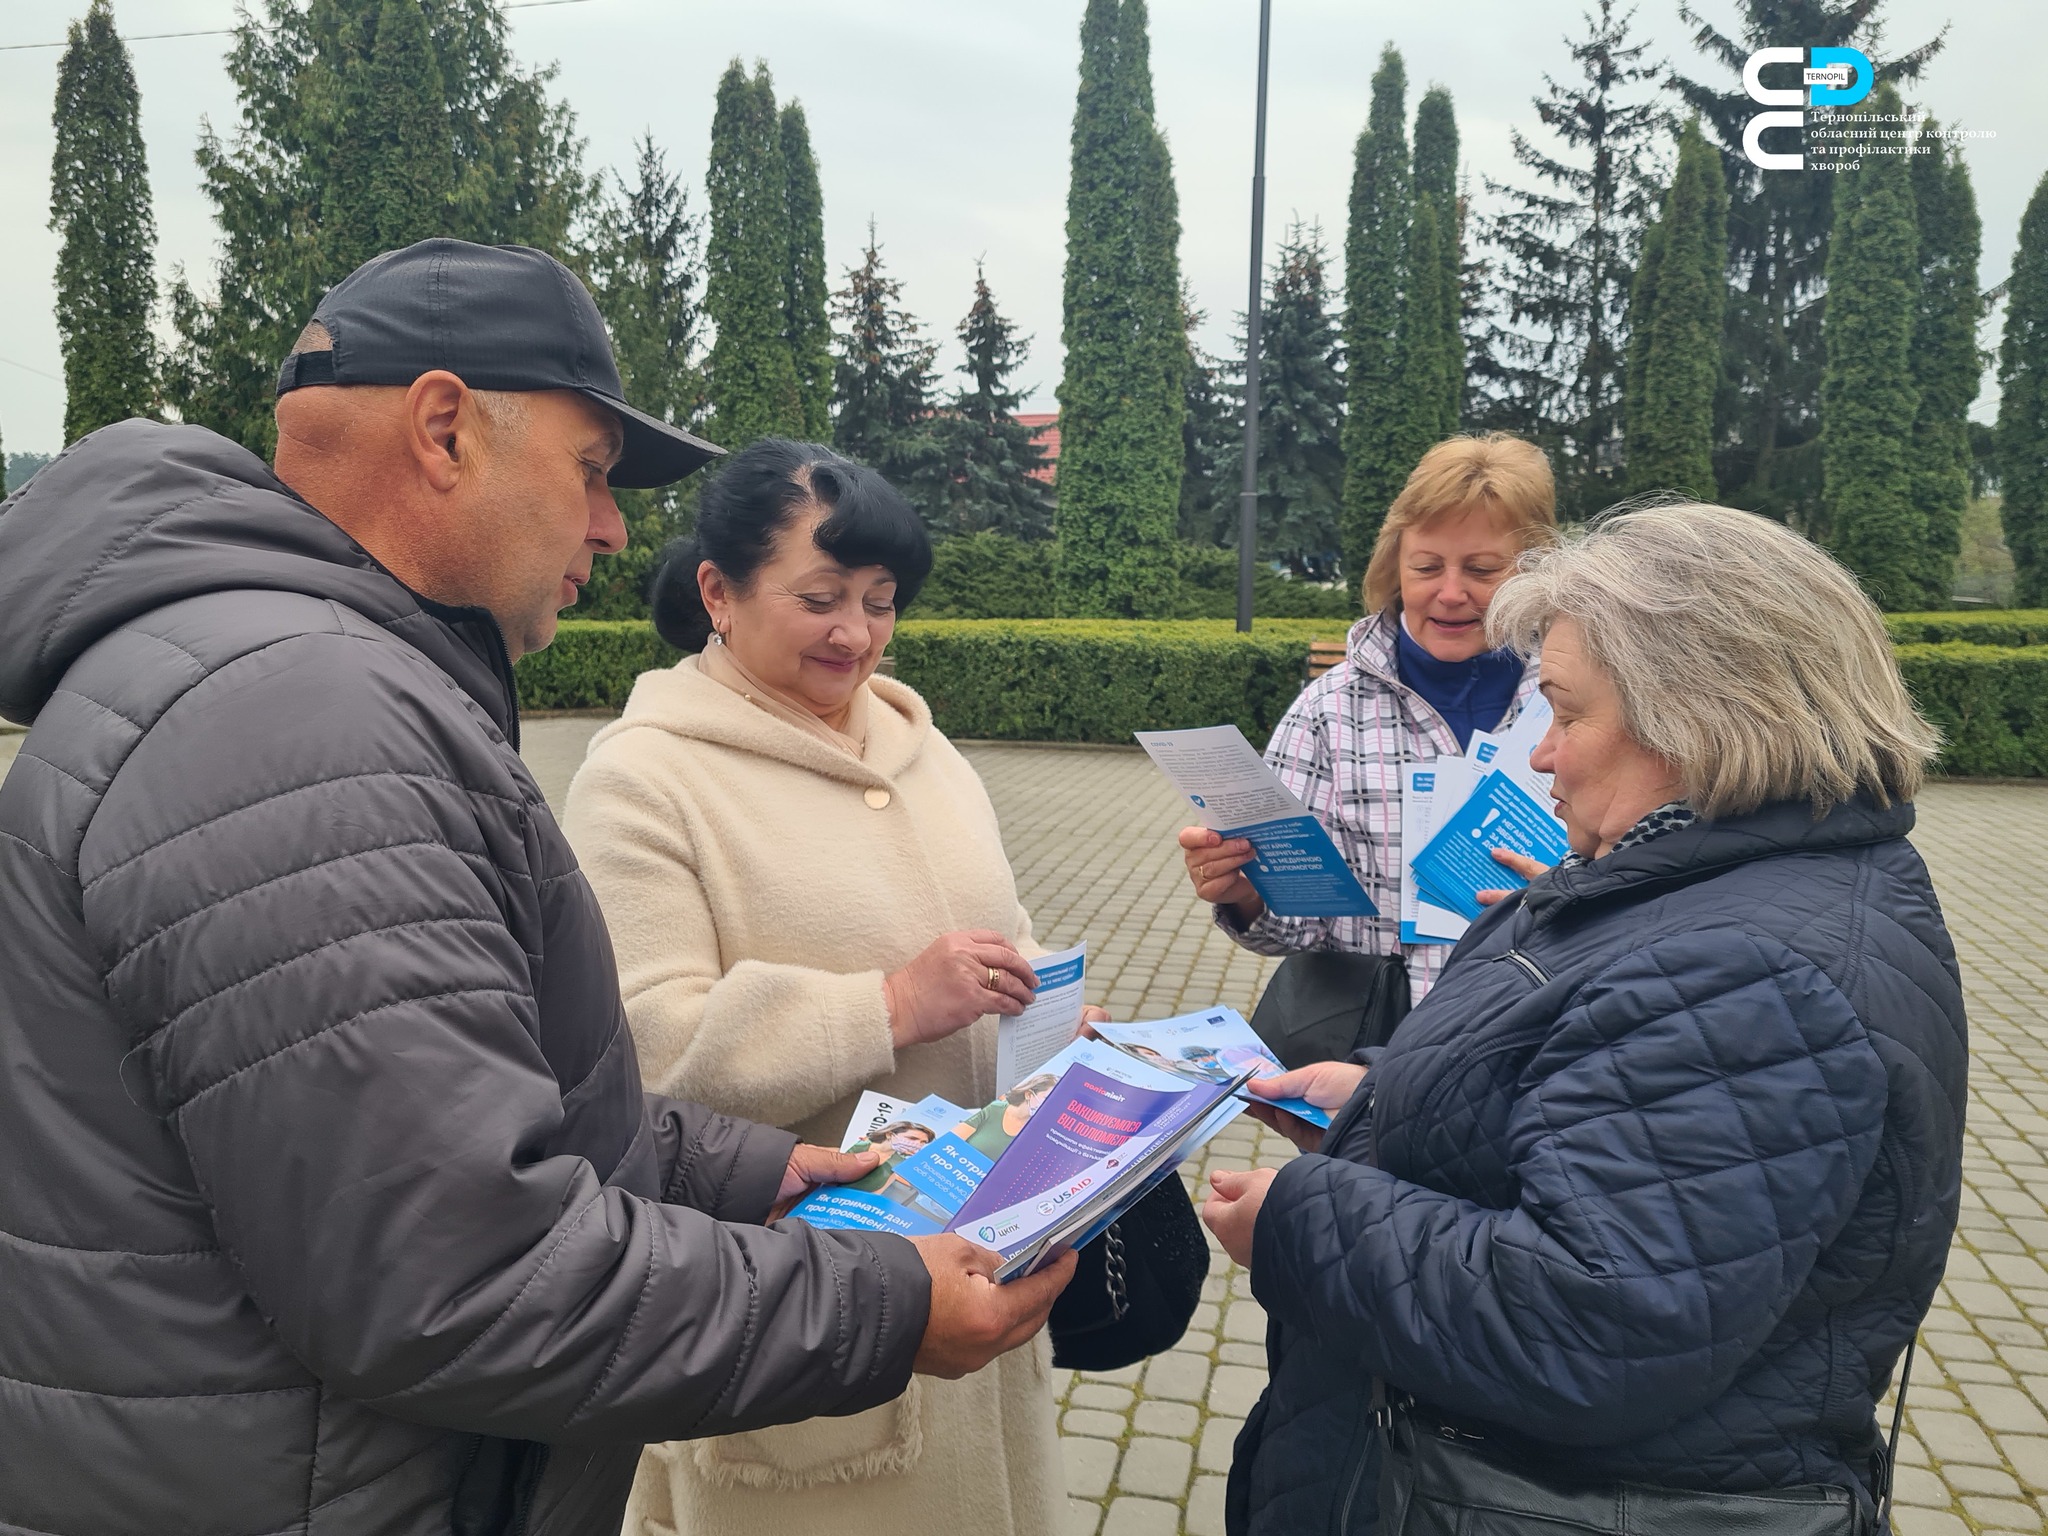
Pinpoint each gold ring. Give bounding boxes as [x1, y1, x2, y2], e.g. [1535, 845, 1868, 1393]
[1199, 864, 1210, 882]
[987, 966, 1001, 990]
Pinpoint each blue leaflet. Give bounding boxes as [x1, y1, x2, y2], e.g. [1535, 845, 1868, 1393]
[1229, 813, 1378, 919]
[789, 1133, 993, 1236]
[1408, 770, 1573, 921]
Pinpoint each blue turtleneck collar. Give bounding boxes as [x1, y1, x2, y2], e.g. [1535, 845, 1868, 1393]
[1394, 614, 1524, 750]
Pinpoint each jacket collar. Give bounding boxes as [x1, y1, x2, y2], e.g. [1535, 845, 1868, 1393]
[1523, 795, 1916, 925]
[591, 656, 932, 787]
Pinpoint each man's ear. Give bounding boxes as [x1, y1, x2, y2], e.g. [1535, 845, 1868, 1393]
[404, 371, 476, 493]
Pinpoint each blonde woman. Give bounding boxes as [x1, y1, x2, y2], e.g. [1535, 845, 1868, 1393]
[1205, 503, 1963, 1536]
[1180, 433, 1561, 1000]
[563, 439, 1100, 1536]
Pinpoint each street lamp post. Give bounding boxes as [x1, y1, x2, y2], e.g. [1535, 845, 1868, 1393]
[1235, 0, 1273, 633]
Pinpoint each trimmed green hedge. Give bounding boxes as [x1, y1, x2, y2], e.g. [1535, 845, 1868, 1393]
[1884, 611, 2048, 648]
[522, 619, 2048, 776]
[1896, 643, 2048, 778]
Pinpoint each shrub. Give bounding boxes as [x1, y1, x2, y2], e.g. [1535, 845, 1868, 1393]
[519, 620, 2048, 777]
[1884, 610, 2048, 647]
[1896, 643, 2048, 777]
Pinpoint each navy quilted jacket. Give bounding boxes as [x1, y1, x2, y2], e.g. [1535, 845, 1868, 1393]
[1228, 796, 1968, 1535]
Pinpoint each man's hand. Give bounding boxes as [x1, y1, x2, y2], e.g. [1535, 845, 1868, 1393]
[1202, 1166, 1279, 1269]
[1475, 845, 1551, 907]
[907, 1235, 1077, 1379]
[1242, 1060, 1368, 1154]
[770, 1143, 886, 1221]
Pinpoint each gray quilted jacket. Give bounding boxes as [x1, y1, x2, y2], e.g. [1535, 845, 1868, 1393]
[0, 420, 930, 1536]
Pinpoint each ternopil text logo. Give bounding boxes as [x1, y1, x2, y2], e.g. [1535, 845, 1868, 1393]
[1742, 46, 1873, 170]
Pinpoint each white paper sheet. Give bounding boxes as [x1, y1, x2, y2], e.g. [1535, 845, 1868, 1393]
[994, 941, 1087, 1090]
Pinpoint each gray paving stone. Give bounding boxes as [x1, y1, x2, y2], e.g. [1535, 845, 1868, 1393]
[1893, 1463, 1953, 1507]
[1064, 1434, 1120, 1499]
[1222, 1300, 1268, 1342]
[1064, 1496, 1104, 1536]
[1100, 1496, 1183, 1536]
[1133, 1400, 1200, 1439]
[1964, 1496, 2044, 1531]
[1197, 1416, 1245, 1473]
[1117, 1437, 1194, 1500]
[1064, 1408, 1132, 1441]
[1143, 1351, 1211, 1403]
[1186, 1475, 1229, 1536]
[1208, 1364, 1268, 1418]
[1893, 1510, 1971, 1536]
[1072, 1383, 1137, 1413]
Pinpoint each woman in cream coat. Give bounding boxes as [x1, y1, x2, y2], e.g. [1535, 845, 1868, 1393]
[563, 439, 1099, 1536]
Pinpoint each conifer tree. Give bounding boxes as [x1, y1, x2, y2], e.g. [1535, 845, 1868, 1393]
[1339, 45, 1411, 579]
[929, 266, 1053, 539]
[1412, 87, 1462, 433]
[317, 0, 454, 263]
[1997, 171, 2048, 608]
[1624, 118, 1725, 498]
[831, 227, 940, 508]
[1214, 223, 1347, 578]
[780, 102, 834, 442]
[50, 0, 158, 442]
[1180, 287, 1235, 544]
[1055, 0, 1187, 616]
[1392, 198, 1454, 469]
[1821, 84, 1921, 608]
[165, 0, 584, 456]
[704, 61, 803, 449]
[1669, 0, 1943, 526]
[583, 133, 705, 618]
[1905, 120, 1980, 609]
[1474, 0, 1665, 518]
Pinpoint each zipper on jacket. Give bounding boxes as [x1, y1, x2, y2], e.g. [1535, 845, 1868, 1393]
[1503, 948, 1550, 985]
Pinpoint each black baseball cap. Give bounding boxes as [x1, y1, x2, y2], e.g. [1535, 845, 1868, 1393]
[275, 238, 722, 488]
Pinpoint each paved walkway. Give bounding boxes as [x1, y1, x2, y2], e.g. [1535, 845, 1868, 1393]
[6, 717, 2047, 1534]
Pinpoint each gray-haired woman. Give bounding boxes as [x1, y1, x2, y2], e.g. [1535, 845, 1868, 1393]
[1204, 503, 1968, 1536]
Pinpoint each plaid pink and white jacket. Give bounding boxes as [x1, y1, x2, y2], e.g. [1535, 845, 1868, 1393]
[1216, 609, 1542, 1000]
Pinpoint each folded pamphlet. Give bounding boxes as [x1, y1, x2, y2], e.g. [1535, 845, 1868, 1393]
[1135, 725, 1377, 919]
[995, 941, 1088, 1088]
[1091, 1007, 1331, 1129]
[1408, 769, 1573, 921]
[788, 1039, 1248, 1281]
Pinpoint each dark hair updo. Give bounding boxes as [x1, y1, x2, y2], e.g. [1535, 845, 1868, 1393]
[649, 438, 934, 652]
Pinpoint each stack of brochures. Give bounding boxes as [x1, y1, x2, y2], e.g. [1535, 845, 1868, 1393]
[1400, 695, 1571, 943]
[788, 1006, 1313, 1281]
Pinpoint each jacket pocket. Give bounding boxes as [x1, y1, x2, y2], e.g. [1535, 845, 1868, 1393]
[690, 1379, 923, 1491]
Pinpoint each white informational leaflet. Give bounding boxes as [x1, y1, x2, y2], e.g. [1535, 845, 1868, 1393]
[1409, 755, 1481, 938]
[1464, 694, 1555, 800]
[1400, 764, 1470, 945]
[1134, 725, 1376, 918]
[994, 942, 1088, 1090]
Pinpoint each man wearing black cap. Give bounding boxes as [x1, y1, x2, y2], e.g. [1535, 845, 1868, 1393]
[0, 239, 1071, 1536]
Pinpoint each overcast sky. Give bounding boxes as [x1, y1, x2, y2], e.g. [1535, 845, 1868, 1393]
[1, 0, 2040, 454]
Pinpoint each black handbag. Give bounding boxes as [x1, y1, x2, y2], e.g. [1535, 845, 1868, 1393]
[1047, 1171, 1208, 1372]
[1248, 950, 1412, 1070]
[1377, 1345, 1914, 1536]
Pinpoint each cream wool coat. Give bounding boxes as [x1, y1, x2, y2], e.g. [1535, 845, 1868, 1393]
[561, 656, 1061, 1536]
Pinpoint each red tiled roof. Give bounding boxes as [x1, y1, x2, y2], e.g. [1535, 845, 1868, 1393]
[1018, 412, 1059, 483]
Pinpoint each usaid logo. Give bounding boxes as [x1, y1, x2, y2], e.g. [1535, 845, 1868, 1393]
[1742, 46, 1873, 170]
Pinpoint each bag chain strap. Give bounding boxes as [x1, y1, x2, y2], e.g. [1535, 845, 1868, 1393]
[1880, 1337, 1915, 1528]
[1103, 1223, 1130, 1321]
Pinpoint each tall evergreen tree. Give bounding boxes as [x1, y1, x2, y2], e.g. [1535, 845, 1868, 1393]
[1214, 223, 1347, 578]
[1055, 0, 1187, 617]
[780, 102, 833, 443]
[1997, 171, 2048, 608]
[704, 60, 802, 449]
[1179, 287, 1235, 544]
[316, 0, 454, 263]
[831, 227, 940, 507]
[1392, 198, 1455, 466]
[1905, 119, 1980, 608]
[1669, 0, 1943, 525]
[165, 0, 585, 456]
[1624, 118, 1726, 498]
[1473, 0, 1666, 518]
[583, 133, 706, 618]
[927, 266, 1053, 539]
[50, 0, 158, 442]
[1821, 84, 1921, 607]
[1339, 45, 1411, 579]
[1412, 86, 1462, 433]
